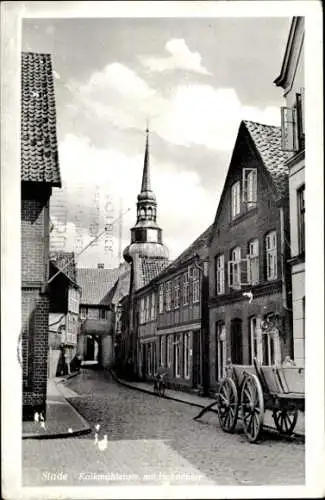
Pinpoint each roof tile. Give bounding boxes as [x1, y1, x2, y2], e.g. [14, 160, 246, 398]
[243, 120, 292, 199]
[21, 52, 61, 186]
[76, 268, 120, 305]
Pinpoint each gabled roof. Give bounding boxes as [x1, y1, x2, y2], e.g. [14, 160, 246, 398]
[135, 256, 170, 290]
[243, 120, 292, 199]
[159, 224, 213, 278]
[50, 251, 76, 282]
[21, 52, 61, 186]
[76, 267, 120, 306]
[209, 120, 291, 246]
[49, 261, 80, 289]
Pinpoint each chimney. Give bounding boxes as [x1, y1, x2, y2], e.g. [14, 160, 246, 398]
[97, 263, 104, 269]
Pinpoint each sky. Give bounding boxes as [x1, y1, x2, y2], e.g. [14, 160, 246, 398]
[22, 15, 291, 268]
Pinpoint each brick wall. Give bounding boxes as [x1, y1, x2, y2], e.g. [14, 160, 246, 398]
[21, 186, 51, 420]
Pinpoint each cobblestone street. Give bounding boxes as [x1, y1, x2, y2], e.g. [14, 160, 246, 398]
[22, 368, 305, 487]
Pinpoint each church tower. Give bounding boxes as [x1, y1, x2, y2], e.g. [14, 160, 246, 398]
[123, 127, 169, 264]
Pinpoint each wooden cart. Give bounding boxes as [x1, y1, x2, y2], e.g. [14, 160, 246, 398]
[216, 358, 304, 443]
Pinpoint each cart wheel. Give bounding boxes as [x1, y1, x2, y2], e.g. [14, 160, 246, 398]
[272, 408, 298, 436]
[217, 377, 239, 433]
[241, 373, 264, 443]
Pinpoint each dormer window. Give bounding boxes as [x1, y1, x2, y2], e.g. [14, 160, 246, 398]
[231, 181, 241, 219]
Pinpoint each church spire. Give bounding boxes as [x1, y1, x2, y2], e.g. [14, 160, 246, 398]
[140, 126, 151, 193]
[123, 126, 169, 264]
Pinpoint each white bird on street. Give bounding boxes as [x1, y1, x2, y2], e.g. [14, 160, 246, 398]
[98, 435, 108, 451]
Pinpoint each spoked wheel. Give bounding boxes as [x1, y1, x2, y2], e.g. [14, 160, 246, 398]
[217, 377, 239, 433]
[241, 373, 264, 443]
[273, 408, 298, 436]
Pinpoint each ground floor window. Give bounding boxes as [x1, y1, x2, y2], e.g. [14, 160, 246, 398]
[261, 313, 277, 365]
[167, 335, 172, 368]
[174, 334, 181, 378]
[216, 322, 226, 380]
[183, 332, 191, 379]
[147, 344, 152, 375]
[160, 336, 165, 367]
[153, 343, 158, 375]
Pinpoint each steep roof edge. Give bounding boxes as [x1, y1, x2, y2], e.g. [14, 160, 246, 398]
[273, 17, 302, 87]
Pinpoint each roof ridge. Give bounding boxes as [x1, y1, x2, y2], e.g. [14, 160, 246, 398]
[243, 119, 280, 130]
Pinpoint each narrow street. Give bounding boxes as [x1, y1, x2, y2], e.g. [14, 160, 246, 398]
[22, 368, 305, 487]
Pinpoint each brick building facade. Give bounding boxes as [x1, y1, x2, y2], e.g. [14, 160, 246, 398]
[134, 227, 212, 394]
[21, 52, 61, 420]
[208, 120, 293, 391]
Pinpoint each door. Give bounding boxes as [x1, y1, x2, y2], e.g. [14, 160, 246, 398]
[231, 319, 243, 364]
[192, 330, 201, 388]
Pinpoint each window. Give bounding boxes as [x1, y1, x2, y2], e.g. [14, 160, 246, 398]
[216, 322, 226, 380]
[249, 316, 258, 365]
[150, 293, 155, 320]
[231, 181, 241, 218]
[166, 281, 171, 311]
[243, 169, 257, 209]
[297, 185, 305, 254]
[228, 247, 241, 290]
[215, 254, 225, 295]
[183, 272, 189, 305]
[248, 239, 259, 285]
[144, 295, 150, 322]
[174, 277, 180, 308]
[160, 336, 165, 367]
[100, 309, 107, 320]
[192, 268, 200, 303]
[140, 298, 145, 324]
[184, 332, 191, 379]
[159, 285, 164, 313]
[167, 335, 172, 368]
[174, 334, 181, 378]
[265, 231, 277, 280]
[280, 88, 305, 152]
[261, 315, 275, 366]
[80, 307, 88, 319]
[147, 344, 152, 375]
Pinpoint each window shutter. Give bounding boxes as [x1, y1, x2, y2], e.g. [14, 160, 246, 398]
[228, 260, 233, 288]
[280, 107, 298, 152]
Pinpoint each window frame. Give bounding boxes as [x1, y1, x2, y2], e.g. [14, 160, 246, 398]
[167, 335, 172, 368]
[192, 268, 200, 303]
[216, 321, 226, 381]
[228, 246, 242, 290]
[183, 332, 191, 379]
[174, 277, 180, 309]
[231, 180, 241, 219]
[265, 231, 277, 281]
[248, 239, 259, 285]
[160, 336, 165, 367]
[249, 316, 258, 365]
[159, 285, 164, 314]
[165, 281, 171, 311]
[174, 334, 181, 378]
[183, 272, 189, 306]
[215, 254, 225, 295]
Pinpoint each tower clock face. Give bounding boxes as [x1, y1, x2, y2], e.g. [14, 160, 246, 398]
[147, 229, 158, 242]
